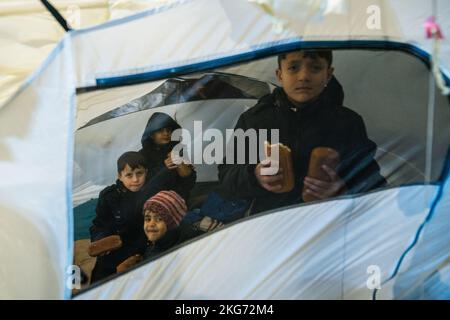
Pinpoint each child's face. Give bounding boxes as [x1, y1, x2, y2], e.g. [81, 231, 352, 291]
[144, 210, 168, 242]
[152, 127, 173, 146]
[276, 52, 333, 105]
[118, 164, 147, 192]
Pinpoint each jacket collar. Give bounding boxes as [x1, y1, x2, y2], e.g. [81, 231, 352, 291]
[251, 75, 344, 117]
[147, 227, 180, 251]
[275, 76, 343, 115]
[115, 179, 142, 195]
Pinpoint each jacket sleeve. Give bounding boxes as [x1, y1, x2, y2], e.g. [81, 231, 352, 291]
[141, 168, 177, 199]
[338, 115, 387, 194]
[140, 167, 196, 201]
[89, 188, 116, 242]
[173, 168, 197, 201]
[217, 114, 269, 199]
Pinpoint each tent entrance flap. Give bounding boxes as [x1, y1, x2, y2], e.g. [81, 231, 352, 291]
[71, 48, 450, 297]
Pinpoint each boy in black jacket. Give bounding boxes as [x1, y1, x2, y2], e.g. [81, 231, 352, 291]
[89, 152, 195, 283]
[218, 50, 386, 214]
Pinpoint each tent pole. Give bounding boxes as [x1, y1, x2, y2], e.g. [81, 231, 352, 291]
[425, 65, 436, 182]
[39, 0, 72, 32]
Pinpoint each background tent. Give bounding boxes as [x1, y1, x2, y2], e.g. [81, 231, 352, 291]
[0, 0, 169, 107]
[0, 0, 449, 299]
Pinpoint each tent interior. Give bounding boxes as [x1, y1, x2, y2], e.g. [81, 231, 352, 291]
[72, 47, 450, 293]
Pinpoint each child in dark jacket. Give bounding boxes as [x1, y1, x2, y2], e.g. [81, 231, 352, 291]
[89, 152, 195, 283]
[218, 50, 386, 214]
[142, 191, 201, 261]
[115, 191, 203, 274]
[139, 112, 196, 201]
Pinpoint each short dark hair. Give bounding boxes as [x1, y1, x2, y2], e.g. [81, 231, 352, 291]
[117, 151, 147, 173]
[277, 50, 333, 69]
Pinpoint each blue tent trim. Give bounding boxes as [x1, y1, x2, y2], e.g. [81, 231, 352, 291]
[94, 39, 450, 96]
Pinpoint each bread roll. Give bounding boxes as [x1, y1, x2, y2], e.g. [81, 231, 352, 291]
[88, 235, 122, 257]
[116, 255, 142, 273]
[302, 147, 340, 202]
[264, 142, 295, 193]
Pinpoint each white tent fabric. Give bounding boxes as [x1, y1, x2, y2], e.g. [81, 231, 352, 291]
[75, 186, 438, 299]
[0, 0, 169, 107]
[0, 0, 449, 299]
[378, 164, 450, 300]
[0, 37, 75, 299]
[69, 0, 450, 89]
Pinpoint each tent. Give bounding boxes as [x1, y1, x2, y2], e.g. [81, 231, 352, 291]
[0, 0, 169, 107]
[0, 0, 449, 299]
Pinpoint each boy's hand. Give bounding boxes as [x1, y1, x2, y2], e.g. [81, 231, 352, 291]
[165, 153, 178, 170]
[303, 165, 346, 200]
[255, 159, 285, 193]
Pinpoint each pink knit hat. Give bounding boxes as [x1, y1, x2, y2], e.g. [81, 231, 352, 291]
[143, 191, 187, 229]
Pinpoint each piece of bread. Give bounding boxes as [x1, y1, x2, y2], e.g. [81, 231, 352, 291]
[88, 235, 122, 257]
[264, 142, 295, 193]
[302, 147, 340, 202]
[116, 255, 142, 273]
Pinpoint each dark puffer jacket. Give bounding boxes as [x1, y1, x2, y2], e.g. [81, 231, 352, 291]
[217, 76, 386, 214]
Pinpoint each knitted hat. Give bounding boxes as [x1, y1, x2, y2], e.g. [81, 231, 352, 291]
[143, 191, 187, 229]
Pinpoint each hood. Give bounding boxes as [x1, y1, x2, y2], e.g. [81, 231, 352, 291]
[141, 112, 181, 147]
[322, 75, 344, 107]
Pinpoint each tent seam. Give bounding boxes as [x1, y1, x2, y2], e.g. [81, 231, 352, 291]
[91, 40, 450, 91]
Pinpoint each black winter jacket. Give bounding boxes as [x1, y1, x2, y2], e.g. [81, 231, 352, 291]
[143, 224, 202, 261]
[90, 168, 194, 243]
[217, 77, 386, 214]
[89, 168, 195, 282]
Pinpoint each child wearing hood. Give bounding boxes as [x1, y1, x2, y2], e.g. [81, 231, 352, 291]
[139, 112, 196, 201]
